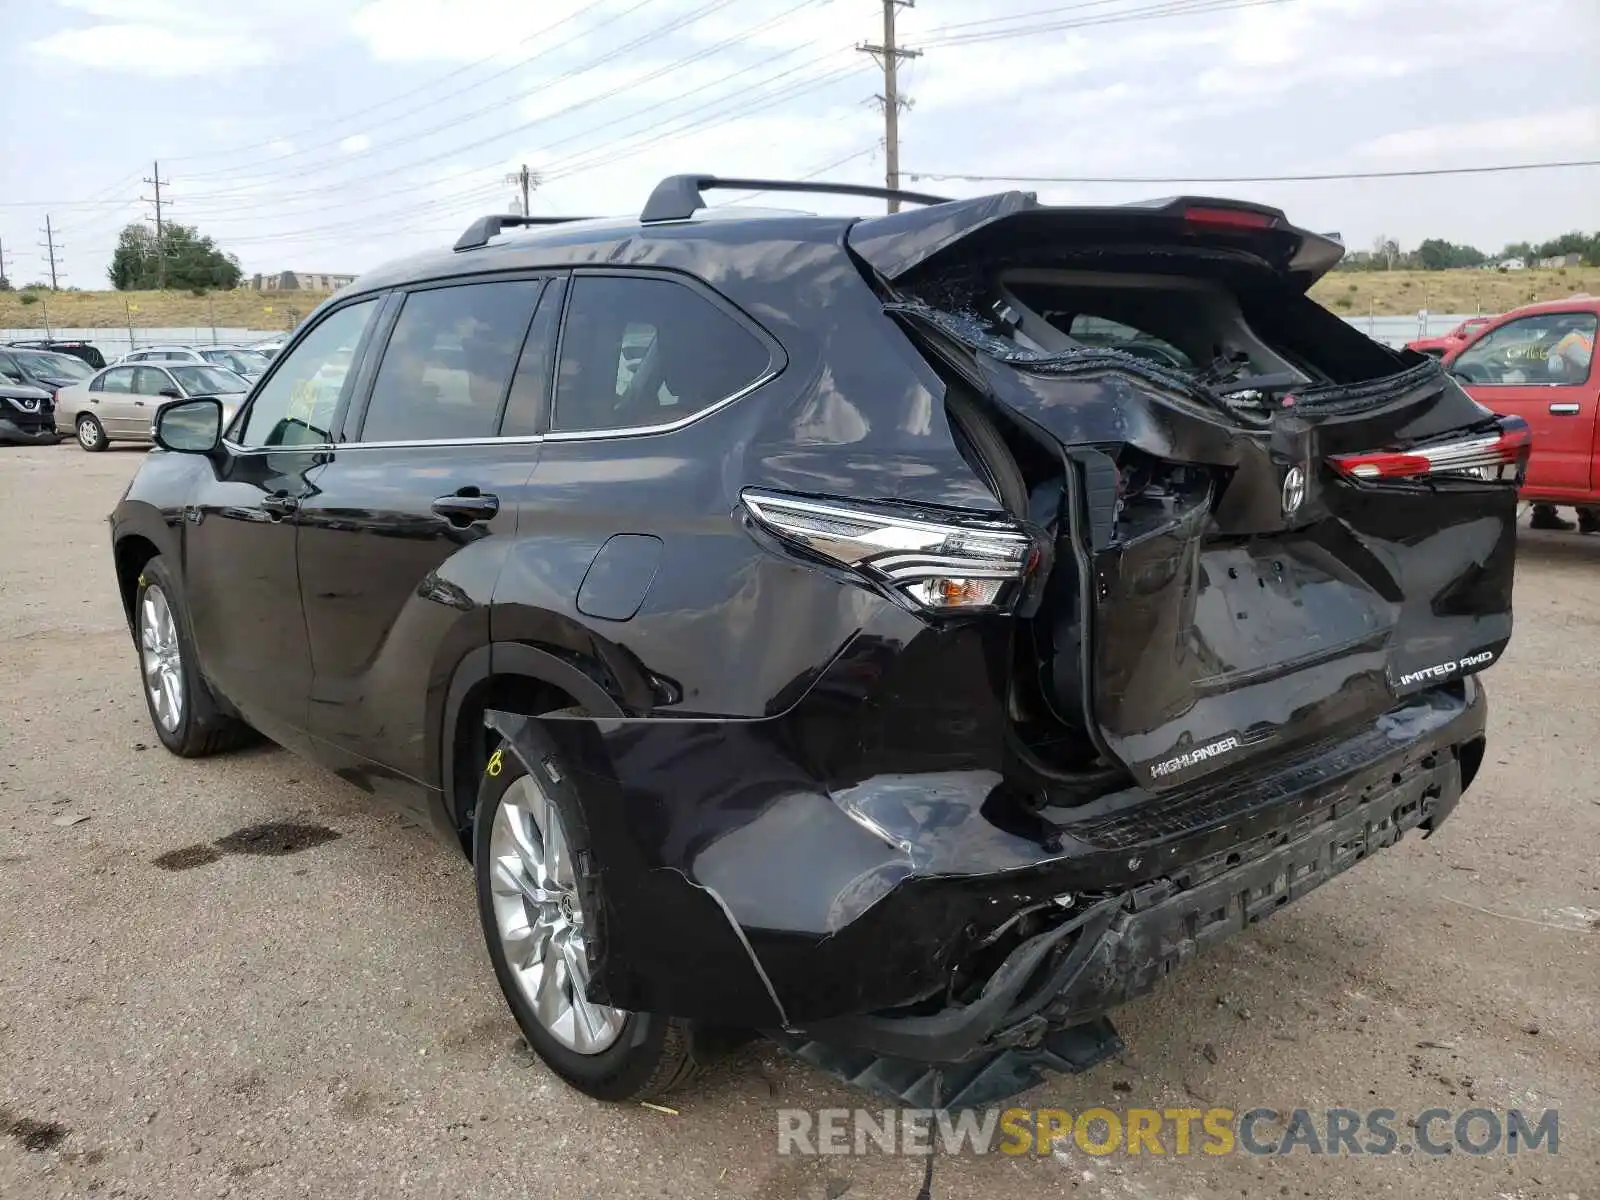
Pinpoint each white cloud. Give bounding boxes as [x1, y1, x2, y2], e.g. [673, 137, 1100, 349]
[269, 138, 296, 156]
[348, 0, 598, 62]
[1355, 108, 1600, 162]
[339, 134, 373, 153]
[30, 23, 273, 72]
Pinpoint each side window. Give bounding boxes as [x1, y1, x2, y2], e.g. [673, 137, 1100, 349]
[359, 280, 542, 443]
[238, 299, 379, 448]
[553, 275, 771, 434]
[100, 368, 135, 394]
[133, 367, 170, 396]
[1453, 313, 1597, 385]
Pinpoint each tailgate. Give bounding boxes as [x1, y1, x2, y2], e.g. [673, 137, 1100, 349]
[854, 195, 1527, 792]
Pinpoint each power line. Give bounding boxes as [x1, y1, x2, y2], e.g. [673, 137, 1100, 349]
[858, 1, 921, 214]
[179, 0, 758, 200]
[177, 0, 684, 185]
[160, 5, 616, 166]
[906, 159, 1600, 185]
[918, 0, 1302, 47]
[186, 31, 851, 229]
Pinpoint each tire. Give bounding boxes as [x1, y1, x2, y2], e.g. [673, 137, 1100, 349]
[133, 556, 254, 757]
[474, 740, 701, 1102]
[76, 414, 108, 452]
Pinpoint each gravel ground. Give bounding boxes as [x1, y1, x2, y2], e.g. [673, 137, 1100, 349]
[1, 442, 1596, 1200]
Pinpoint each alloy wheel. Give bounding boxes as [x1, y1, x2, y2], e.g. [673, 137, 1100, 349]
[138, 584, 184, 732]
[77, 418, 100, 449]
[489, 775, 625, 1054]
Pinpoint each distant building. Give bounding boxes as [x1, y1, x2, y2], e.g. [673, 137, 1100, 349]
[249, 271, 358, 292]
[1538, 253, 1583, 268]
[1496, 257, 1527, 271]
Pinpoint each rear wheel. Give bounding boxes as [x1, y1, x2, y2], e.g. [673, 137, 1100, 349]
[134, 556, 254, 757]
[76, 414, 107, 452]
[474, 746, 701, 1101]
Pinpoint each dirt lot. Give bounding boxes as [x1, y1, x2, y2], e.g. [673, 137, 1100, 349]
[1, 443, 1596, 1200]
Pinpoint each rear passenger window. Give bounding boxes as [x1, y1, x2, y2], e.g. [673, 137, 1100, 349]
[360, 280, 543, 443]
[553, 275, 770, 434]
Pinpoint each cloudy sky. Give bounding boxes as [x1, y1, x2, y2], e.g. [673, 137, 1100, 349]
[1, 0, 1596, 287]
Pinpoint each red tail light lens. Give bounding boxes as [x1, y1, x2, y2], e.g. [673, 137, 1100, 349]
[1182, 205, 1277, 231]
[1329, 416, 1532, 483]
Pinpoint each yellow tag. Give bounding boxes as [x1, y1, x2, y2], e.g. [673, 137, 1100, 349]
[485, 748, 504, 778]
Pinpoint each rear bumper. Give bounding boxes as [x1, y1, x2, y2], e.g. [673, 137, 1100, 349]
[490, 658, 1488, 1049]
[799, 725, 1471, 1062]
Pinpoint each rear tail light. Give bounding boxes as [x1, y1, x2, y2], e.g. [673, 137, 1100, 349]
[1329, 416, 1531, 484]
[1182, 205, 1277, 231]
[740, 489, 1038, 614]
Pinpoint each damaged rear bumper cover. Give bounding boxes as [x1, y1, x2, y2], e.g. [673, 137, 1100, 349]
[484, 674, 1485, 1066]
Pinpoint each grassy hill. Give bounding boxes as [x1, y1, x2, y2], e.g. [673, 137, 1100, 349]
[0, 288, 334, 332]
[2, 267, 1596, 333]
[1309, 266, 1597, 317]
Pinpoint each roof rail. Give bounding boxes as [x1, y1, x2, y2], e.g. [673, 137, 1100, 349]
[639, 175, 951, 223]
[453, 213, 597, 253]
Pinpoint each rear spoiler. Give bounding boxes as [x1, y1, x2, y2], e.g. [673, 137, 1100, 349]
[846, 192, 1346, 290]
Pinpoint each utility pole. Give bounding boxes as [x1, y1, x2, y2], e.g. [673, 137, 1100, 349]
[858, 0, 920, 213]
[38, 216, 61, 290]
[504, 164, 538, 216]
[0, 235, 11, 287]
[142, 160, 170, 288]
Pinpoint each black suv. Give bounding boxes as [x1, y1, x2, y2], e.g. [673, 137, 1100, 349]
[110, 176, 1524, 1107]
[8, 339, 107, 369]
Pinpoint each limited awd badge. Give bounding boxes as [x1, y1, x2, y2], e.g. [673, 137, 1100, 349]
[1282, 466, 1306, 516]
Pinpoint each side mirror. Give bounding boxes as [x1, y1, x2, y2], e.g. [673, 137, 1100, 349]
[158, 388, 182, 399]
[154, 396, 224, 455]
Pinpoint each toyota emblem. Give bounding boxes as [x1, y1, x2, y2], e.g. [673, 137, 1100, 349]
[1282, 466, 1306, 515]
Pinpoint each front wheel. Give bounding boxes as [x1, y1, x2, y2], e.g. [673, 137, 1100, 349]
[134, 556, 254, 757]
[474, 744, 702, 1102]
[76, 414, 107, 452]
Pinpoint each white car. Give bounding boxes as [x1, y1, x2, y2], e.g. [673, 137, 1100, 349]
[120, 345, 271, 380]
[54, 362, 250, 451]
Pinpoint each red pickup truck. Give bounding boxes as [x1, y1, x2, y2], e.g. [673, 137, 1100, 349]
[1408, 316, 1493, 358]
[1445, 297, 1599, 518]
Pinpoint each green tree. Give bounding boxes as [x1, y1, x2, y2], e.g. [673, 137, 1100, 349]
[1533, 231, 1600, 264]
[108, 222, 243, 290]
[1415, 238, 1486, 270]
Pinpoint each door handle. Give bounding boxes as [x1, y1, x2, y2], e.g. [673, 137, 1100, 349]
[1549, 402, 1581, 415]
[260, 493, 299, 519]
[431, 489, 500, 526]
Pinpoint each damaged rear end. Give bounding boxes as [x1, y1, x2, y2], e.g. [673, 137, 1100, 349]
[847, 192, 1524, 796]
[739, 195, 1522, 1100]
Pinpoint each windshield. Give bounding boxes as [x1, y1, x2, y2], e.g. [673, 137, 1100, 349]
[169, 365, 249, 395]
[28, 351, 94, 380]
[201, 349, 269, 374]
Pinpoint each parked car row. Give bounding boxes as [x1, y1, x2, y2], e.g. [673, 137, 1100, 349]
[0, 338, 280, 448]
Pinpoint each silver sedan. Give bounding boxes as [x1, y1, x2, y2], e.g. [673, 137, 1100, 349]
[54, 362, 250, 451]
